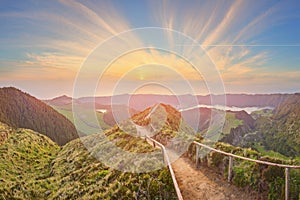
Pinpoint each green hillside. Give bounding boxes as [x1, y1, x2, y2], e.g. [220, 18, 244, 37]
[255, 94, 300, 157]
[51, 104, 111, 135]
[0, 87, 78, 145]
[0, 122, 177, 199]
[0, 122, 60, 198]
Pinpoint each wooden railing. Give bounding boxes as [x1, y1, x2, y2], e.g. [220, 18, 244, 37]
[146, 136, 183, 200]
[193, 141, 300, 200]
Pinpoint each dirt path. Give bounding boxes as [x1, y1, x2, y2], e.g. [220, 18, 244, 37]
[172, 157, 263, 200]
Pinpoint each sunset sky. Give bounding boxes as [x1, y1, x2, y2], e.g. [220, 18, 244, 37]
[1, 0, 300, 99]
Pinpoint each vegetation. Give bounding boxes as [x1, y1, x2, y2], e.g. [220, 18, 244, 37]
[0, 122, 177, 199]
[251, 109, 273, 120]
[215, 94, 300, 159]
[0, 87, 78, 145]
[253, 143, 290, 161]
[221, 112, 244, 135]
[254, 94, 300, 157]
[131, 104, 183, 144]
[52, 104, 111, 135]
[1, 89, 299, 199]
[0, 122, 60, 199]
[188, 138, 300, 200]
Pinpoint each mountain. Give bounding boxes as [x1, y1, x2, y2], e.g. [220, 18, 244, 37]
[214, 93, 300, 157]
[45, 91, 300, 157]
[219, 110, 256, 145]
[0, 87, 78, 145]
[254, 93, 300, 157]
[75, 93, 294, 111]
[219, 94, 290, 107]
[0, 121, 177, 199]
[1, 101, 299, 199]
[45, 95, 73, 106]
[47, 100, 138, 134]
[130, 104, 185, 144]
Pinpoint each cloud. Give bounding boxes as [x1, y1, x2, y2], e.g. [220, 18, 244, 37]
[202, 0, 243, 46]
[151, 0, 299, 90]
[1, 0, 142, 82]
[1, 0, 299, 97]
[99, 48, 203, 81]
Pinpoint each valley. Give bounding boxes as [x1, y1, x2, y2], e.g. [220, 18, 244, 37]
[0, 87, 299, 199]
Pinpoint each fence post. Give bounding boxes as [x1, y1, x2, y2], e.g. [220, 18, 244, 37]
[153, 141, 156, 147]
[228, 156, 233, 182]
[162, 148, 166, 164]
[285, 168, 289, 200]
[196, 145, 200, 168]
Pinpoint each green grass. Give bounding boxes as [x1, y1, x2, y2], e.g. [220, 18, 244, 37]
[253, 143, 291, 160]
[222, 112, 244, 135]
[251, 109, 273, 120]
[0, 125, 60, 199]
[188, 138, 300, 200]
[52, 105, 111, 135]
[0, 122, 177, 199]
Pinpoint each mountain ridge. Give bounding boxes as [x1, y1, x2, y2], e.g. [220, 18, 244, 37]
[0, 87, 78, 145]
[46, 93, 298, 111]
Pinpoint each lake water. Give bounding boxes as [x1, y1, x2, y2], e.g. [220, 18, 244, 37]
[96, 109, 107, 113]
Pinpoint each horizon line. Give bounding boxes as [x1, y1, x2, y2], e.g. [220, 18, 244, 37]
[48, 92, 300, 100]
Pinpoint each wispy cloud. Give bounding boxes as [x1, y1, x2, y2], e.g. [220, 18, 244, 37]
[0, 0, 140, 82]
[151, 0, 300, 89]
[202, 0, 243, 46]
[1, 0, 299, 96]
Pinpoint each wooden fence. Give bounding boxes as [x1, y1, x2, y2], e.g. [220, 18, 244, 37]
[146, 136, 184, 200]
[193, 141, 300, 200]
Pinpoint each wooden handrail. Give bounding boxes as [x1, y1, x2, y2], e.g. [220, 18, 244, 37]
[146, 136, 184, 200]
[193, 141, 300, 200]
[193, 141, 300, 169]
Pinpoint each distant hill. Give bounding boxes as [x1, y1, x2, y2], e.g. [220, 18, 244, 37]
[130, 104, 183, 143]
[47, 99, 137, 134]
[75, 93, 295, 111]
[44, 95, 73, 106]
[0, 87, 78, 145]
[219, 93, 290, 107]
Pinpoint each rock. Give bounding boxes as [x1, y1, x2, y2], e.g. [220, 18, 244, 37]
[45, 190, 51, 196]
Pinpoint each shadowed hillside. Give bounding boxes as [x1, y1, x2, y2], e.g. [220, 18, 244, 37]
[0, 87, 78, 145]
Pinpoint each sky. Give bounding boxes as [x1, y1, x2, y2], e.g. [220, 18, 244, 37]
[0, 0, 300, 99]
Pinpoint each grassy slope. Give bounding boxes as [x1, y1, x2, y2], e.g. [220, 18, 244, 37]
[251, 109, 273, 120]
[253, 143, 291, 160]
[222, 112, 243, 135]
[0, 123, 60, 199]
[0, 122, 176, 199]
[52, 104, 111, 135]
[0, 87, 78, 146]
[254, 95, 300, 157]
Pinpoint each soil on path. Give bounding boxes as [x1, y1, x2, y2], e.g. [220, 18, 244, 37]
[172, 156, 264, 200]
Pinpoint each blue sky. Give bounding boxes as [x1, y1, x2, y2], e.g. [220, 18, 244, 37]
[0, 0, 300, 98]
